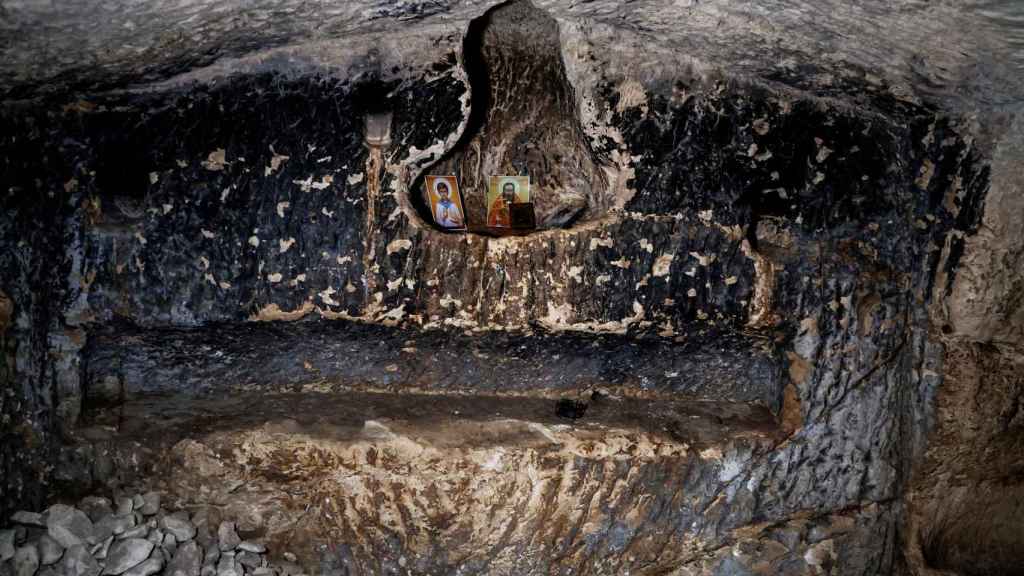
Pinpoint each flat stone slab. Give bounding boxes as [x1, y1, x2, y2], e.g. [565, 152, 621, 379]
[76, 390, 782, 574]
[81, 390, 780, 453]
[84, 320, 784, 412]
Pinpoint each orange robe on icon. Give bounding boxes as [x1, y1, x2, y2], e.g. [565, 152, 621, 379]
[487, 196, 510, 227]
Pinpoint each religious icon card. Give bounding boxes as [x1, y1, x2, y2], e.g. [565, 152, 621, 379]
[486, 176, 530, 228]
[425, 175, 467, 230]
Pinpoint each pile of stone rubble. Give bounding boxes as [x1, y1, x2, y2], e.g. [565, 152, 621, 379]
[0, 493, 299, 576]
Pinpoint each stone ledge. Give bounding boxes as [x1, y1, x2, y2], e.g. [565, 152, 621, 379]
[83, 319, 785, 413]
[69, 390, 782, 573]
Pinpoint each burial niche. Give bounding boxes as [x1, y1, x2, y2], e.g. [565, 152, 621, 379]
[415, 0, 610, 233]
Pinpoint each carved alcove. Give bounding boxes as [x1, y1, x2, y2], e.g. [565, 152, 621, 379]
[410, 0, 610, 233]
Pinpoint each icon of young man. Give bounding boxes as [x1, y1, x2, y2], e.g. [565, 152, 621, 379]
[433, 180, 464, 228]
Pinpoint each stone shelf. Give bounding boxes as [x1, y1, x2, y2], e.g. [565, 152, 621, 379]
[80, 390, 781, 454]
[84, 319, 786, 414]
[71, 389, 783, 573]
[70, 315, 788, 571]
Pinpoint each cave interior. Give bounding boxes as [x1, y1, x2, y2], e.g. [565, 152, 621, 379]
[1, 1, 1023, 575]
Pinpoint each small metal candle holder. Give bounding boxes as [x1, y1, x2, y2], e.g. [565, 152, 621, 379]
[363, 112, 393, 149]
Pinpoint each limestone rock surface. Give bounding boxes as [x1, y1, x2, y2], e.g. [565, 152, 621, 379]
[0, 0, 1021, 575]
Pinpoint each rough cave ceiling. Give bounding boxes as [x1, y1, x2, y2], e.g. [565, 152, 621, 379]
[2, 0, 1023, 117]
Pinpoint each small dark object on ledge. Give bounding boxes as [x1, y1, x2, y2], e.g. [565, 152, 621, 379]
[510, 202, 536, 229]
[555, 398, 588, 421]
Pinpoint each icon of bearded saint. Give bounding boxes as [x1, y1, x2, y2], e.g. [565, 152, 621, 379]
[432, 179, 464, 228]
[487, 178, 527, 227]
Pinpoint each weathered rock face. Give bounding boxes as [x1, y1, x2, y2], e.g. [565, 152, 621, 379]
[904, 343, 1024, 576]
[1, 1, 1022, 575]
[423, 0, 610, 229]
[75, 391, 782, 574]
[2, 0, 1022, 113]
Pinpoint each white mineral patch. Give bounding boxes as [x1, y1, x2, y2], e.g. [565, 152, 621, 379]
[264, 147, 290, 177]
[589, 236, 614, 250]
[276, 202, 289, 218]
[658, 321, 675, 337]
[480, 449, 506, 472]
[380, 305, 406, 323]
[718, 454, 744, 482]
[293, 175, 333, 192]
[568, 266, 584, 283]
[804, 540, 837, 568]
[439, 294, 461, 308]
[279, 238, 296, 253]
[611, 258, 631, 269]
[614, 79, 648, 113]
[814, 138, 833, 163]
[248, 236, 260, 248]
[652, 254, 674, 277]
[541, 302, 575, 327]
[689, 252, 716, 266]
[267, 273, 282, 283]
[319, 286, 339, 306]
[361, 420, 396, 440]
[700, 448, 723, 460]
[201, 148, 227, 171]
[387, 239, 412, 255]
[486, 237, 520, 258]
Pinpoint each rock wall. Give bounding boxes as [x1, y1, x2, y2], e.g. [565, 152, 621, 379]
[424, 0, 610, 229]
[904, 342, 1024, 576]
[902, 108, 1024, 576]
[0, 4, 1010, 574]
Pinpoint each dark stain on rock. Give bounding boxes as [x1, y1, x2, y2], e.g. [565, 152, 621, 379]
[555, 398, 588, 421]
